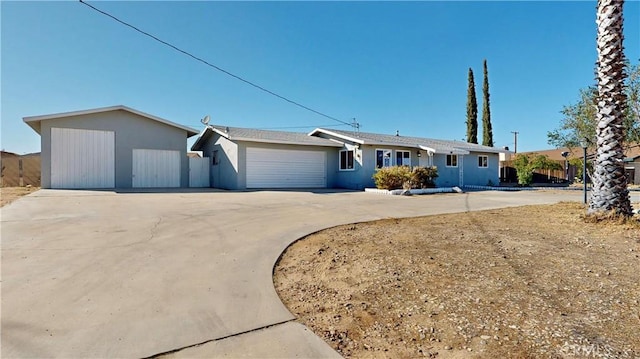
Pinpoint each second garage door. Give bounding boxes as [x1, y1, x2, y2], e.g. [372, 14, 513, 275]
[246, 147, 326, 188]
[132, 149, 181, 188]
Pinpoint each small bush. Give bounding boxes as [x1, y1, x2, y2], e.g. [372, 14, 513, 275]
[373, 166, 411, 190]
[372, 166, 439, 190]
[410, 166, 438, 188]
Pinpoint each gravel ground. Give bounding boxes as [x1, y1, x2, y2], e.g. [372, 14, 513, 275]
[274, 202, 640, 358]
[0, 186, 38, 207]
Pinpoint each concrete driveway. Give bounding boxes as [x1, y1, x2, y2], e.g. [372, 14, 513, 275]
[1, 189, 593, 358]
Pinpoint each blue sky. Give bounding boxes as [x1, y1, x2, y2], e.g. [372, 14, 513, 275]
[2, 1, 639, 154]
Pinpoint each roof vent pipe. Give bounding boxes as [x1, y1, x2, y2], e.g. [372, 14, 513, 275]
[396, 130, 399, 136]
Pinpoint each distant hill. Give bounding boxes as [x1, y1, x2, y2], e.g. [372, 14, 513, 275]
[1, 151, 41, 187]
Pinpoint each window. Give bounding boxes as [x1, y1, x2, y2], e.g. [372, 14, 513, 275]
[376, 149, 392, 168]
[446, 154, 458, 167]
[339, 150, 354, 170]
[396, 151, 411, 166]
[478, 155, 488, 168]
[212, 150, 219, 166]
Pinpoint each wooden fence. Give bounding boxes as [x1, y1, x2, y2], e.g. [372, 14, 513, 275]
[500, 159, 579, 184]
[0, 152, 41, 187]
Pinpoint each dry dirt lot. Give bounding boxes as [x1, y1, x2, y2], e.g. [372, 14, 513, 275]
[274, 202, 640, 359]
[0, 186, 38, 207]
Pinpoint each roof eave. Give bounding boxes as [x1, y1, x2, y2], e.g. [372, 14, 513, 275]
[231, 137, 343, 147]
[190, 127, 211, 151]
[23, 105, 199, 137]
[310, 128, 365, 144]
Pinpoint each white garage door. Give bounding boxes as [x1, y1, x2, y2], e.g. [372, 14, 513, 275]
[51, 127, 115, 189]
[246, 147, 326, 188]
[132, 149, 180, 188]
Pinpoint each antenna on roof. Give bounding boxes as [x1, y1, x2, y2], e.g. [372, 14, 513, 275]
[201, 115, 210, 126]
[351, 118, 360, 135]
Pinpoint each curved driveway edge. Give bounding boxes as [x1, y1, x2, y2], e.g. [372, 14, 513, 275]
[1, 189, 589, 358]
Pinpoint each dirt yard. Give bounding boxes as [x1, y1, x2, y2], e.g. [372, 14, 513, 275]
[274, 202, 640, 359]
[1, 186, 38, 207]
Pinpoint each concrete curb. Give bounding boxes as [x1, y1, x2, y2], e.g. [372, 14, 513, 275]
[364, 187, 456, 195]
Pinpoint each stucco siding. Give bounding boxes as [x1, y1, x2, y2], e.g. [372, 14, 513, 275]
[336, 145, 427, 190]
[39, 110, 190, 188]
[463, 152, 500, 186]
[212, 135, 239, 190]
[432, 154, 460, 187]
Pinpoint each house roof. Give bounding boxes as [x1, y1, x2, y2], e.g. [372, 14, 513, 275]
[191, 125, 344, 151]
[310, 128, 509, 155]
[520, 143, 640, 161]
[23, 105, 199, 137]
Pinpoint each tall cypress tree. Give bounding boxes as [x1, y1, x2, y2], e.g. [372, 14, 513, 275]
[466, 68, 478, 144]
[481, 59, 494, 147]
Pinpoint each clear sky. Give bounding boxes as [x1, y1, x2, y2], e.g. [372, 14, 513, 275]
[2, 1, 639, 155]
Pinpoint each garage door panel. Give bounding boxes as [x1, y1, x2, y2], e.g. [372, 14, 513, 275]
[51, 128, 115, 189]
[132, 149, 180, 188]
[246, 148, 326, 188]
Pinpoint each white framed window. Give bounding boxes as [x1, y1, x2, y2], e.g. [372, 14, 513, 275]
[376, 149, 392, 168]
[339, 150, 354, 171]
[396, 150, 411, 166]
[478, 155, 488, 168]
[446, 154, 458, 167]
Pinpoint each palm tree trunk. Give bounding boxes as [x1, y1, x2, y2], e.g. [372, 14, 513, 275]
[589, 0, 633, 216]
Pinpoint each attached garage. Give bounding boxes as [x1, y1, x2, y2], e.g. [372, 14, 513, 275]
[190, 125, 342, 190]
[24, 106, 198, 189]
[246, 147, 326, 188]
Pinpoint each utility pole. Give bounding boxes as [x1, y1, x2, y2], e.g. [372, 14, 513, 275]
[511, 131, 519, 153]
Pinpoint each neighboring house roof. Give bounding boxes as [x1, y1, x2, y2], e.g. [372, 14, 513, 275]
[187, 152, 202, 158]
[23, 105, 199, 137]
[310, 128, 508, 155]
[521, 143, 640, 161]
[191, 125, 344, 151]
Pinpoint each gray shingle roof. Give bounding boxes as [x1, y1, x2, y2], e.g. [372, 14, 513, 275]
[196, 125, 343, 148]
[314, 128, 508, 154]
[23, 105, 199, 136]
[191, 124, 510, 154]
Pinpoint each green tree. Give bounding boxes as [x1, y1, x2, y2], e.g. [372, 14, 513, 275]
[589, 0, 632, 216]
[512, 154, 562, 186]
[481, 59, 494, 147]
[466, 68, 478, 144]
[547, 63, 640, 150]
[569, 157, 592, 183]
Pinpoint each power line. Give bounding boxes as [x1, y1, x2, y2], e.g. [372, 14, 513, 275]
[78, 0, 353, 127]
[257, 124, 349, 130]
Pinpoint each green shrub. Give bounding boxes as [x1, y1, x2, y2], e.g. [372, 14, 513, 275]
[373, 166, 411, 190]
[410, 166, 438, 188]
[512, 153, 562, 186]
[372, 166, 439, 190]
